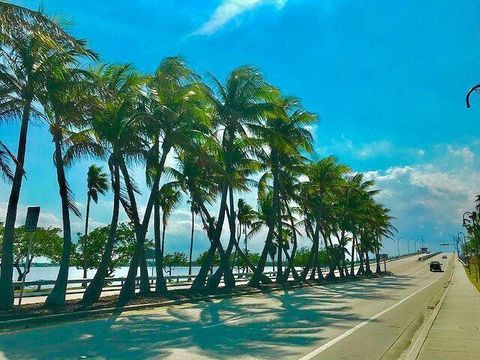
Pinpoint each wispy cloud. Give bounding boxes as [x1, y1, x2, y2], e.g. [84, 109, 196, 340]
[193, 0, 287, 36]
[320, 134, 425, 160]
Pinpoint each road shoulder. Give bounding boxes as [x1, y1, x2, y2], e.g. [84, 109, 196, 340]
[415, 259, 480, 360]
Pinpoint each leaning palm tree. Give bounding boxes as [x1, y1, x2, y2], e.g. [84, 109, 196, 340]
[237, 199, 255, 253]
[81, 165, 109, 281]
[66, 64, 145, 306]
[158, 183, 182, 272]
[249, 91, 315, 286]
[0, 21, 93, 309]
[41, 65, 90, 306]
[297, 156, 350, 282]
[117, 57, 209, 303]
[84, 165, 109, 235]
[193, 66, 270, 290]
[167, 149, 218, 278]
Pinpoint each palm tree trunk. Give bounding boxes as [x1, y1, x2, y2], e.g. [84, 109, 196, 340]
[206, 186, 237, 289]
[191, 242, 216, 291]
[188, 206, 195, 277]
[191, 184, 234, 290]
[283, 207, 300, 283]
[82, 162, 121, 305]
[357, 248, 365, 275]
[248, 227, 274, 287]
[82, 194, 91, 287]
[154, 201, 167, 293]
[375, 245, 382, 274]
[365, 249, 372, 274]
[118, 144, 170, 303]
[45, 136, 73, 307]
[251, 164, 281, 287]
[0, 100, 31, 310]
[350, 235, 357, 277]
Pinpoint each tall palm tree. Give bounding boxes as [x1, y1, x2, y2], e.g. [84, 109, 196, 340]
[297, 156, 350, 282]
[249, 92, 315, 286]
[0, 19, 93, 309]
[64, 64, 145, 306]
[153, 182, 182, 292]
[167, 149, 217, 279]
[118, 57, 209, 303]
[41, 65, 89, 306]
[194, 66, 270, 290]
[237, 198, 255, 254]
[187, 201, 200, 277]
[82, 165, 109, 280]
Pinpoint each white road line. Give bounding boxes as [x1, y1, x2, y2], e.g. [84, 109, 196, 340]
[298, 272, 447, 360]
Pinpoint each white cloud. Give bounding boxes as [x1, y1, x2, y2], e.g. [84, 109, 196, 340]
[193, 0, 287, 36]
[365, 144, 480, 251]
[324, 134, 425, 160]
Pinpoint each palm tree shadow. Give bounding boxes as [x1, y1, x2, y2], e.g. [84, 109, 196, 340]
[0, 275, 415, 359]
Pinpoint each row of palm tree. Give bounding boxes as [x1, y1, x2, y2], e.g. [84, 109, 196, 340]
[0, 2, 395, 310]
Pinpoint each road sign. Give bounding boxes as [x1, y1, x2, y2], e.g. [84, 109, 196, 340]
[24, 206, 40, 232]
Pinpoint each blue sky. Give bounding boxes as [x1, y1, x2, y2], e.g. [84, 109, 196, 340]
[2, 0, 480, 256]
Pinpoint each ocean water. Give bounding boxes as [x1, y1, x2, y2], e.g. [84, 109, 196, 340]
[18, 265, 276, 283]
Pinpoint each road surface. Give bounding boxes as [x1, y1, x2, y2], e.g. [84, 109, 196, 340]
[0, 254, 453, 359]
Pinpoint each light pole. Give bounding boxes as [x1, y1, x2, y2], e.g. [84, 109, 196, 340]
[396, 236, 406, 258]
[458, 232, 466, 256]
[447, 233, 457, 255]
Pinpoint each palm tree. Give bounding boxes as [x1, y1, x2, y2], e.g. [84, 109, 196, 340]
[0, 18, 93, 309]
[167, 149, 217, 279]
[118, 57, 209, 303]
[194, 66, 270, 290]
[41, 65, 91, 306]
[0, 2, 91, 54]
[237, 198, 255, 254]
[153, 182, 182, 292]
[297, 157, 350, 282]
[188, 201, 200, 277]
[65, 64, 145, 306]
[82, 165, 109, 280]
[249, 92, 315, 286]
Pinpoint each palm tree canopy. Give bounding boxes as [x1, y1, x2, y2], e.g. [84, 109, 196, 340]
[87, 165, 109, 203]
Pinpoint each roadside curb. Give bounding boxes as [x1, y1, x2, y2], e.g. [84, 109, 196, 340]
[404, 259, 455, 360]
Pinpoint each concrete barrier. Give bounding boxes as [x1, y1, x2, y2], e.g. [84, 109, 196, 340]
[417, 252, 441, 261]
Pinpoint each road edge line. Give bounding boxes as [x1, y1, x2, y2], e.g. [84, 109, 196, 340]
[298, 270, 448, 360]
[404, 259, 455, 360]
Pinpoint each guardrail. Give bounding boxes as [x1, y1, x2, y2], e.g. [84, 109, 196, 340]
[417, 251, 442, 261]
[13, 271, 279, 297]
[386, 252, 423, 262]
[13, 254, 422, 298]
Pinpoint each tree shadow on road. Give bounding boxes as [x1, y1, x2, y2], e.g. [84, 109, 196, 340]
[0, 274, 416, 360]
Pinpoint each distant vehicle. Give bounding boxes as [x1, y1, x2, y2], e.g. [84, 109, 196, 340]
[442, 255, 447, 259]
[430, 261, 442, 272]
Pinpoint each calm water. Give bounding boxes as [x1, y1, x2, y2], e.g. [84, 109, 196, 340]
[20, 265, 275, 283]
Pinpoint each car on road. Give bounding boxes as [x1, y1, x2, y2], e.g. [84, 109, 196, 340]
[429, 261, 442, 272]
[442, 254, 447, 259]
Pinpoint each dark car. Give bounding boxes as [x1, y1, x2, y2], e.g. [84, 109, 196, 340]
[430, 261, 442, 272]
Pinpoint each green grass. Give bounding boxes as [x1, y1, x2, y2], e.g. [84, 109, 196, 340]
[464, 263, 480, 293]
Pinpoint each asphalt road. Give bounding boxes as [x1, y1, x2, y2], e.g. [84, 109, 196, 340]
[0, 254, 453, 360]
